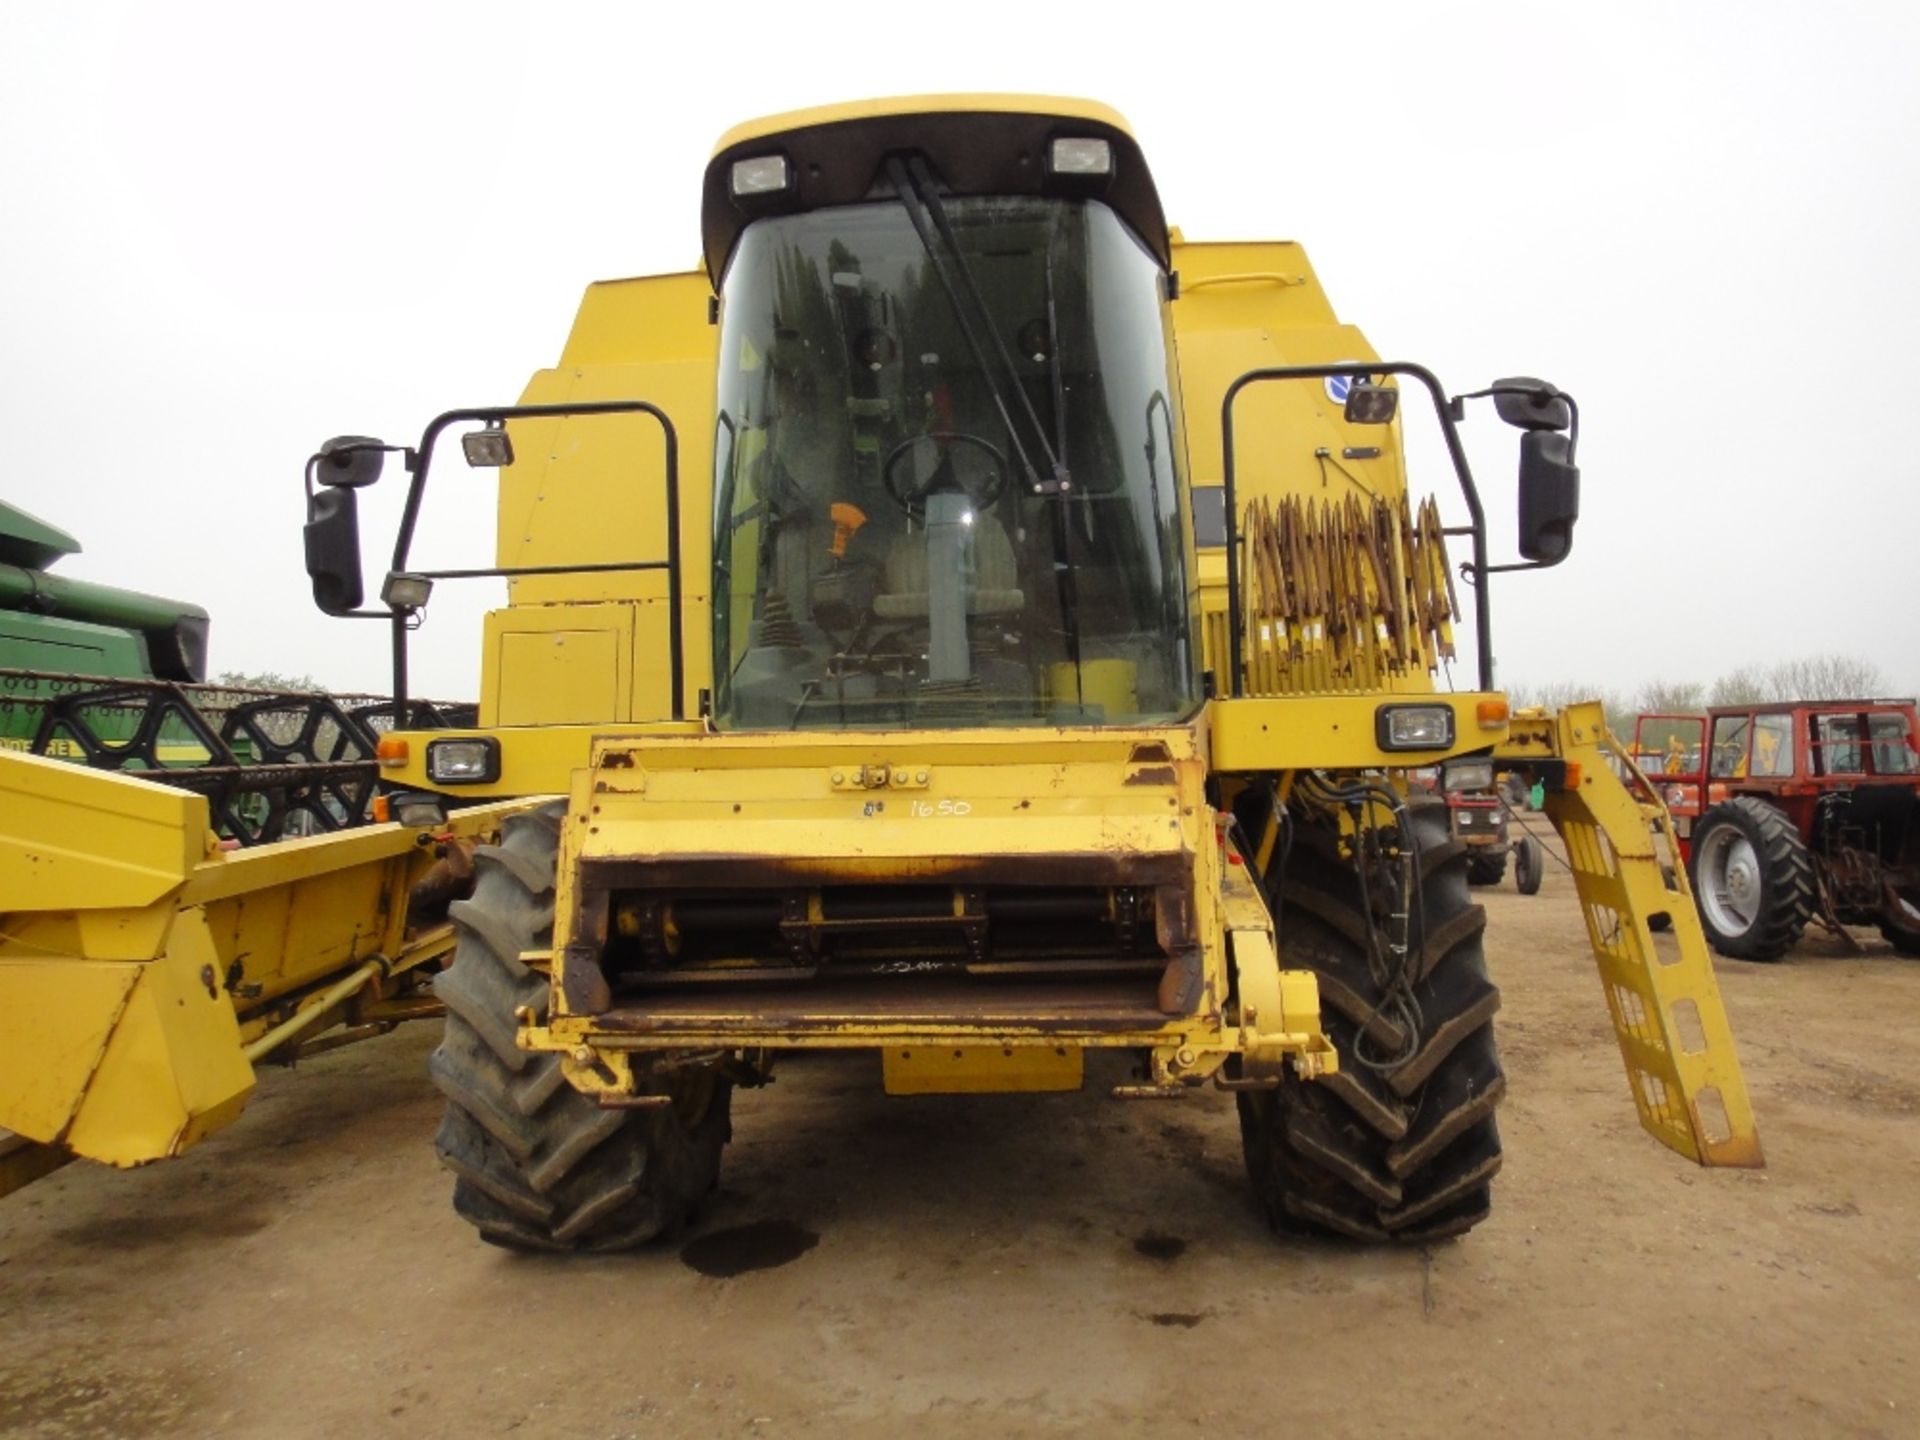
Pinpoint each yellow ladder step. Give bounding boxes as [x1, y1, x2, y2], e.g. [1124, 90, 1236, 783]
[1511, 703, 1763, 1168]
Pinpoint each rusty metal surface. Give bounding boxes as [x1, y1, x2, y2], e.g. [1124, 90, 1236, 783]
[579, 850, 1189, 892]
[587, 974, 1173, 1036]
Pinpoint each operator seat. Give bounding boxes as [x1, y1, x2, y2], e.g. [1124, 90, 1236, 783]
[872, 510, 1025, 619]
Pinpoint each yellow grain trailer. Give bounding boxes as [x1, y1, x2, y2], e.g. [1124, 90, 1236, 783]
[0, 96, 1756, 1244]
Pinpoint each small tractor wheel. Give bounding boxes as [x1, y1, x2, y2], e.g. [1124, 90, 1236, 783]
[1238, 796, 1503, 1244]
[428, 801, 732, 1251]
[1879, 891, 1920, 957]
[1514, 835, 1544, 896]
[1465, 848, 1508, 886]
[1686, 796, 1814, 962]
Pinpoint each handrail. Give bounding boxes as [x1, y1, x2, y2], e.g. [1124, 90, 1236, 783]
[1218, 362, 1492, 695]
[386, 400, 685, 721]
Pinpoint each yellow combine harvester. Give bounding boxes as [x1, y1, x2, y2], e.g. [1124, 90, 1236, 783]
[0, 96, 1759, 1244]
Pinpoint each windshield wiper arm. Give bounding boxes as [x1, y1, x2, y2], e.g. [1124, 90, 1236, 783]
[904, 157, 1069, 493]
[887, 156, 1086, 704]
[885, 157, 1049, 489]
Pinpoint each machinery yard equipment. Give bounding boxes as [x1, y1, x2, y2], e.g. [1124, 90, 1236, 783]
[1417, 759, 1545, 894]
[1, 96, 1761, 1243]
[1634, 701, 1920, 960]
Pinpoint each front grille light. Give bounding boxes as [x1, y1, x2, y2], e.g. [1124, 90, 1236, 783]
[1377, 704, 1456, 751]
[426, 737, 500, 784]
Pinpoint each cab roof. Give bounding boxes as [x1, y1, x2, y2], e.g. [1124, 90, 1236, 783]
[701, 94, 1169, 283]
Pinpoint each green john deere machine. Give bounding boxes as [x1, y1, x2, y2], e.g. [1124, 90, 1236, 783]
[0, 499, 210, 698]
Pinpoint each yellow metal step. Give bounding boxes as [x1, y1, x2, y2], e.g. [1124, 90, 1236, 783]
[1505, 703, 1763, 1168]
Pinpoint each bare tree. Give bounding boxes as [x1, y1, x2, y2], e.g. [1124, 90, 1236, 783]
[1708, 666, 1770, 707]
[1636, 679, 1705, 714]
[1764, 654, 1888, 701]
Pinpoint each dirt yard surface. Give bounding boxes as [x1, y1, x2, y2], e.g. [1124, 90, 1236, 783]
[4, 825, 1918, 1440]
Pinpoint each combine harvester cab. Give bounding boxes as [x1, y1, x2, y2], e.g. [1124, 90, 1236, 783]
[2, 95, 1760, 1236]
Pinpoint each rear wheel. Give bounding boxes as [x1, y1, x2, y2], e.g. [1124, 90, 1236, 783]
[1687, 796, 1814, 962]
[1238, 797, 1503, 1243]
[429, 802, 732, 1251]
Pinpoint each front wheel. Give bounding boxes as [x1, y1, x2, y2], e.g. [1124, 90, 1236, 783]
[1879, 889, 1920, 957]
[428, 803, 732, 1251]
[1686, 796, 1814, 962]
[1238, 797, 1504, 1244]
[1514, 835, 1544, 895]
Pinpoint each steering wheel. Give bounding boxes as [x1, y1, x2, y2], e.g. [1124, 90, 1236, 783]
[881, 431, 1011, 515]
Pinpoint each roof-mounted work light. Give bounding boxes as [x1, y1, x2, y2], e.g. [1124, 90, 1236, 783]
[730, 154, 791, 196]
[461, 424, 513, 469]
[1048, 137, 1112, 176]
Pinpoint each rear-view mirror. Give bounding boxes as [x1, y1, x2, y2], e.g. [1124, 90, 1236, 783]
[1492, 377, 1572, 433]
[316, 435, 388, 489]
[1517, 429, 1579, 565]
[304, 485, 364, 614]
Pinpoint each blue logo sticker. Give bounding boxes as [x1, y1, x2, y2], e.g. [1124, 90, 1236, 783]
[1325, 363, 1363, 405]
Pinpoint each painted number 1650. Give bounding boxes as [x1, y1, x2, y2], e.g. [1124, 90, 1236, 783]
[910, 798, 973, 818]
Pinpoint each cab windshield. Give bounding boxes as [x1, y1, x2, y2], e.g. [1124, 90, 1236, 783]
[710, 196, 1197, 730]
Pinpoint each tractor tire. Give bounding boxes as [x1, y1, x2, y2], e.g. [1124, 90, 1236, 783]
[1514, 835, 1544, 895]
[1465, 848, 1508, 887]
[1686, 796, 1814, 962]
[428, 802, 732, 1252]
[1878, 891, 1920, 957]
[1238, 797, 1503, 1244]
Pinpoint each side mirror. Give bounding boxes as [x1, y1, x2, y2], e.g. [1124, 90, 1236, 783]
[304, 485, 364, 614]
[1517, 429, 1579, 564]
[316, 435, 388, 489]
[1491, 376, 1572, 433]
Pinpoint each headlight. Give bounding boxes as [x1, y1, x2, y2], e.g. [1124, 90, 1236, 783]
[426, 737, 500, 784]
[1442, 760, 1495, 794]
[387, 790, 449, 828]
[1377, 704, 1456, 751]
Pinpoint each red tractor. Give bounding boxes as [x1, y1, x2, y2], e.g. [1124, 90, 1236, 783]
[1410, 759, 1545, 894]
[1633, 701, 1920, 961]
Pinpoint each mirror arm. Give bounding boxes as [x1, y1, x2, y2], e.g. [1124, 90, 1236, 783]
[1485, 560, 1565, 575]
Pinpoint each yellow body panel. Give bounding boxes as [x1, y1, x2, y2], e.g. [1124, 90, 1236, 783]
[0, 749, 203, 911]
[489, 605, 633, 726]
[882, 1045, 1084, 1095]
[477, 270, 717, 728]
[1209, 693, 1508, 771]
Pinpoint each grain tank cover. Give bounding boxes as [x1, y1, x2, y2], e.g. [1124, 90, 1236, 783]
[0, 500, 81, 570]
[702, 94, 1170, 284]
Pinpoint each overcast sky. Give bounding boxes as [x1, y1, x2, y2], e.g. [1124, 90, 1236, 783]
[3, 2, 1915, 702]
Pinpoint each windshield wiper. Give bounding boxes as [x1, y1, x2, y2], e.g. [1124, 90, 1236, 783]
[885, 160, 1065, 488]
[886, 155, 1086, 702]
